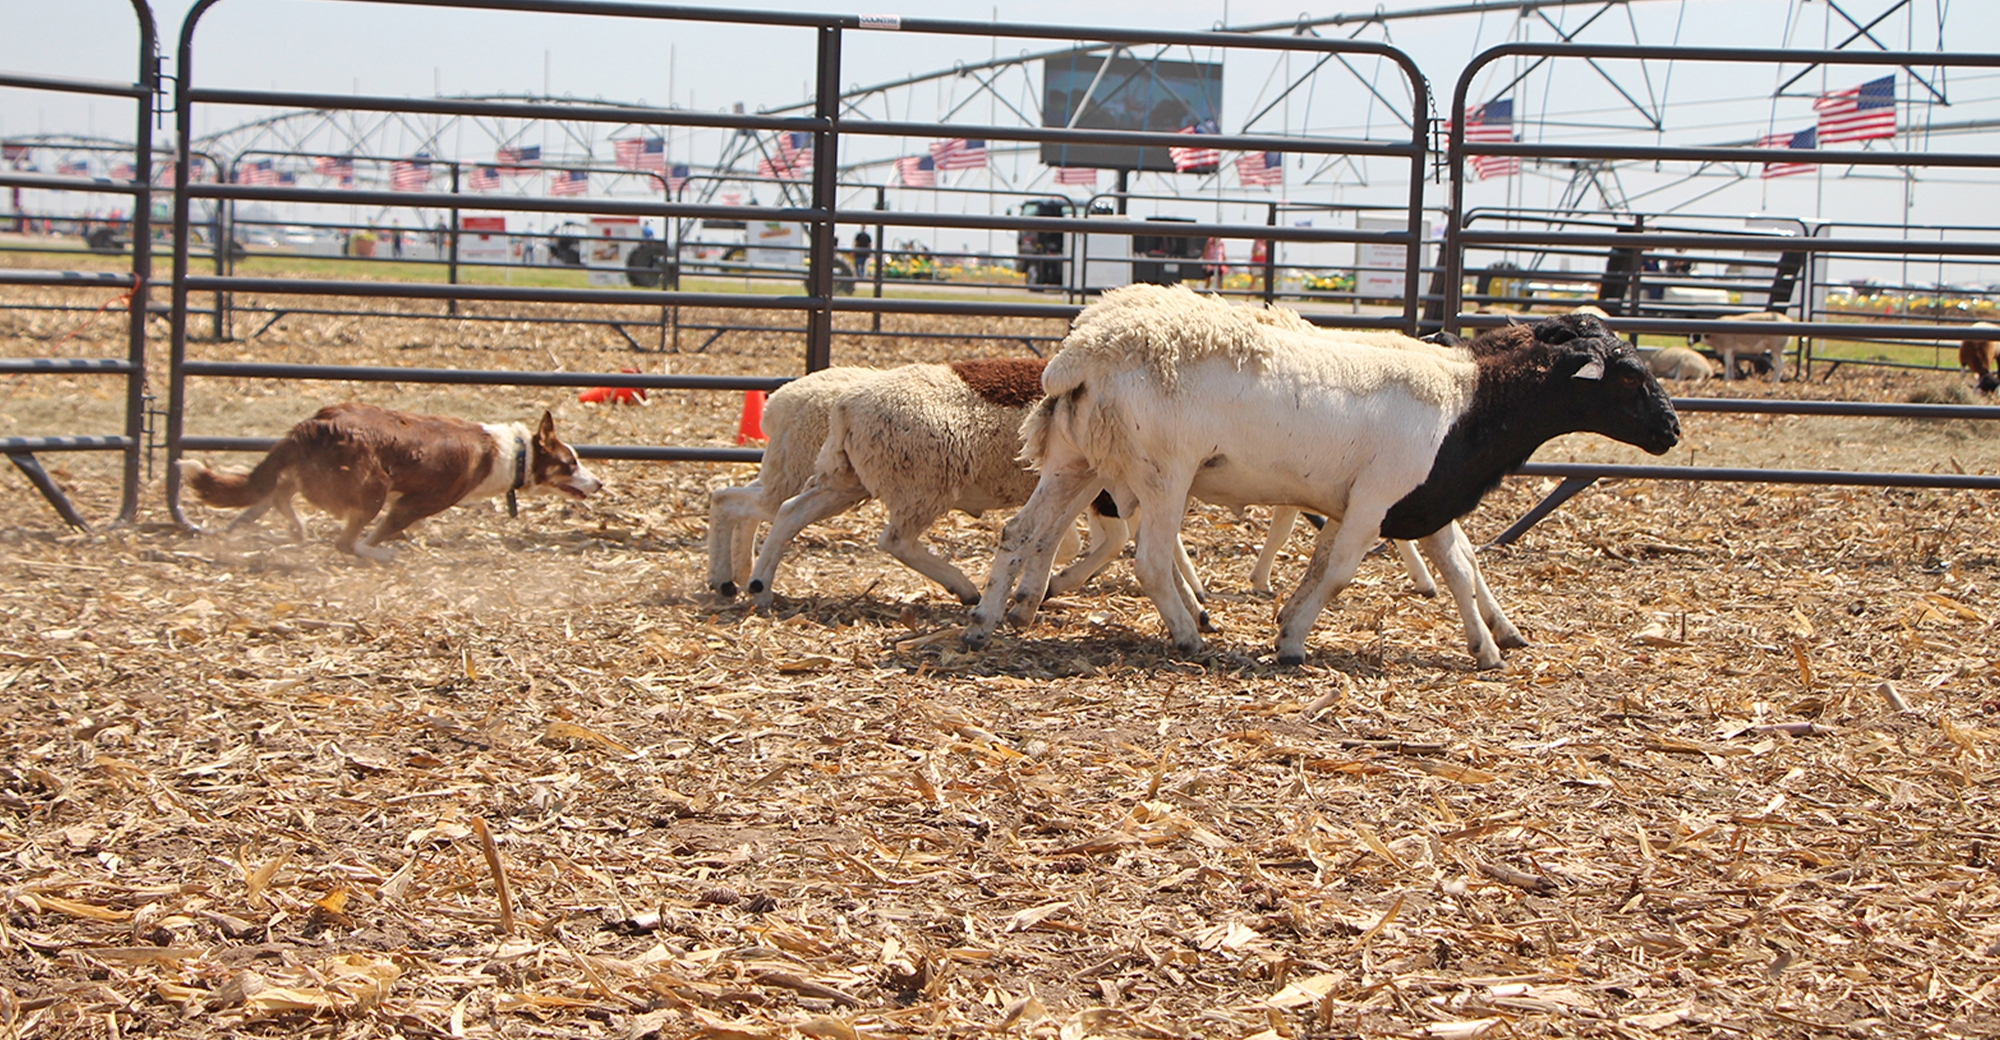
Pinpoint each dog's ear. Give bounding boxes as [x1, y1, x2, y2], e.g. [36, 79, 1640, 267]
[537, 410, 557, 442]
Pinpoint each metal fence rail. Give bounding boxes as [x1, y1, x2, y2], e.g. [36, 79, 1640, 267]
[0, 0, 156, 528]
[164, 0, 1433, 525]
[1442, 42, 2000, 540]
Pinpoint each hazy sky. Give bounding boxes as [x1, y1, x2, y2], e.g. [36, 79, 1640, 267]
[5, 0, 1995, 276]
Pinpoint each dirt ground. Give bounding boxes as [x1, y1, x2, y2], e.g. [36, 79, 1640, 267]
[1, 285, 1997, 1039]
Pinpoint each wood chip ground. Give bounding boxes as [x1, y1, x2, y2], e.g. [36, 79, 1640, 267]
[2, 288, 1996, 1038]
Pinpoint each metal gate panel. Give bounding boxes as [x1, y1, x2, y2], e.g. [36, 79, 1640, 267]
[0, 0, 158, 527]
[165, 0, 1434, 526]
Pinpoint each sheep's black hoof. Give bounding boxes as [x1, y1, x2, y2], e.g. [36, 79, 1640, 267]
[958, 592, 981, 606]
[746, 579, 766, 595]
[1277, 653, 1305, 667]
[1497, 633, 1530, 650]
[1197, 610, 1216, 633]
[961, 630, 990, 651]
[715, 581, 739, 599]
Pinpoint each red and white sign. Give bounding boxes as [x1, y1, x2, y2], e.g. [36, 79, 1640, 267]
[460, 216, 509, 264]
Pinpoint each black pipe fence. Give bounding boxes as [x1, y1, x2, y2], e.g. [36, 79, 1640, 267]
[1442, 43, 2000, 539]
[0, 0, 157, 528]
[164, 0, 1433, 525]
[1, 8, 1993, 546]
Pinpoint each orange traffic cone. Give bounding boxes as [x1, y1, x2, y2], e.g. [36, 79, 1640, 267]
[736, 389, 767, 445]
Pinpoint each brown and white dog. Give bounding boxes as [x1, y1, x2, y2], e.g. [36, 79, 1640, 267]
[178, 402, 602, 561]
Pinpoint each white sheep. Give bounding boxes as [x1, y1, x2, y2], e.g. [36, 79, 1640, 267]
[1648, 345, 1714, 382]
[707, 367, 876, 599]
[1694, 310, 1789, 382]
[965, 284, 1681, 669]
[742, 358, 1147, 609]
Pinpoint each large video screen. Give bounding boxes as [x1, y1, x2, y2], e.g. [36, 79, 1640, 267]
[1041, 54, 1223, 174]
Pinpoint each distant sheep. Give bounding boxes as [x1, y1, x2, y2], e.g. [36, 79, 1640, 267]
[1693, 311, 1790, 382]
[966, 284, 1681, 668]
[1648, 345, 1714, 382]
[1962, 321, 1998, 393]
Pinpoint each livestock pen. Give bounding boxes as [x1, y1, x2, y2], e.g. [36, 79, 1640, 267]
[2, 5, 1998, 1040]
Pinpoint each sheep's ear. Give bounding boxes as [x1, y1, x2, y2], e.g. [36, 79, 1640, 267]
[1572, 359, 1606, 381]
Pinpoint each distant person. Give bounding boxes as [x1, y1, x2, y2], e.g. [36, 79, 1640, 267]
[1202, 236, 1226, 289]
[390, 221, 404, 259]
[851, 229, 872, 276]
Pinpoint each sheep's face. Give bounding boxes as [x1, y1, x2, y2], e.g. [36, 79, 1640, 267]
[1537, 315, 1681, 455]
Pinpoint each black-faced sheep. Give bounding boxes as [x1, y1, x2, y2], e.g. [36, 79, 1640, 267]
[1693, 310, 1789, 382]
[965, 284, 1680, 669]
[1961, 321, 1998, 393]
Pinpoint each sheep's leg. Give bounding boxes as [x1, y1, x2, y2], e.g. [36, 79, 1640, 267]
[964, 460, 1098, 648]
[706, 483, 767, 598]
[1172, 522, 1207, 605]
[1002, 480, 1107, 628]
[1273, 502, 1390, 665]
[1129, 469, 1204, 654]
[878, 506, 978, 604]
[1046, 509, 1128, 597]
[1395, 539, 1437, 596]
[745, 469, 869, 609]
[1416, 525, 1505, 670]
[1249, 506, 1299, 596]
[1446, 520, 1526, 650]
[1769, 343, 1786, 384]
[1722, 347, 1738, 381]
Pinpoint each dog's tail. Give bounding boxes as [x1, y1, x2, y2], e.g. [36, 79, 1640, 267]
[178, 439, 298, 507]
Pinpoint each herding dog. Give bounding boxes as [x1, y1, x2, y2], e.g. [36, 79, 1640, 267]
[178, 402, 602, 562]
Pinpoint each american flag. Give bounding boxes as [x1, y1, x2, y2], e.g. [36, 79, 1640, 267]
[929, 138, 987, 171]
[496, 144, 540, 174]
[57, 159, 90, 177]
[277, 170, 297, 186]
[1815, 74, 1896, 144]
[776, 131, 814, 173]
[1757, 126, 1816, 179]
[758, 155, 806, 180]
[1, 142, 29, 164]
[1054, 166, 1097, 186]
[239, 159, 278, 185]
[314, 155, 354, 187]
[111, 162, 135, 181]
[1234, 151, 1283, 187]
[467, 165, 501, 192]
[615, 135, 666, 173]
[549, 168, 589, 196]
[1168, 121, 1220, 173]
[1454, 99, 1520, 180]
[667, 163, 690, 195]
[390, 156, 431, 191]
[895, 154, 937, 187]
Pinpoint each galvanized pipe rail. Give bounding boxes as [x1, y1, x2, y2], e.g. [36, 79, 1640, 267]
[1, 0, 157, 528]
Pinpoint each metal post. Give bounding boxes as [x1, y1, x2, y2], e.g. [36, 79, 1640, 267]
[803, 23, 840, 372]
[871, 185, 886, 333]
[168, 0, 226, 528]
[447, 162, 461, 315]
[119, 0, 157, 524]
[1262, 202, 1277, 306]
